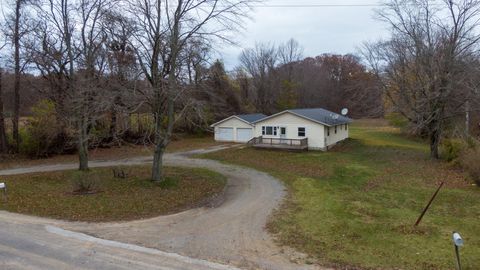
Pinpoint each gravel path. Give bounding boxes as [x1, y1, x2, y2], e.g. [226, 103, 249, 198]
[0, 145, 324, 270]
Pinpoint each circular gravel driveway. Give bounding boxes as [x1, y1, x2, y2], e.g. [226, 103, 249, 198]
[0, 145, 324, 270]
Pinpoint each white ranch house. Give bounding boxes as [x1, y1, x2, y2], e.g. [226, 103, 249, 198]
[211, 108, 352, 151]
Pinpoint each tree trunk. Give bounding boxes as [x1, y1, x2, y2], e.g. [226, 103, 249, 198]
[137, 113, 143, 135]
[109, 107, 117, 142]
[0, 69, 8, 153]
[151, 93, 175, 182]
[465, 100, 470, 137]
[12, 0, 21, 153]
[151, 114, 165, 182]
[78, 116, 89, 171]
[429, 128, 441, 159]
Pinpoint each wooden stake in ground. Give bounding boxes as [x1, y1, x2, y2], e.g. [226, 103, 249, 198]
[414, 182, 444, 226]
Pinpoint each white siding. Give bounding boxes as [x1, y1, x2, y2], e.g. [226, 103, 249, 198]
[214, 117, 253, 142]
[254, 112, 326, 150]
[325, 123, 349, 148]
[213, 112, 350, 150]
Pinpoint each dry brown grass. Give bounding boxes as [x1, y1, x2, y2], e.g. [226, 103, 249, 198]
[460, 148, 480, 186]
[0, 135, 220, 170]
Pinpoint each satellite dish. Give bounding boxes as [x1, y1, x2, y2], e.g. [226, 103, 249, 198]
[341, 108, 349, 116]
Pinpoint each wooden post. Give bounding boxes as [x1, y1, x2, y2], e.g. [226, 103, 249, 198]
[415, 182, 444, 226]
[455, 244, 462, 270]
[0, 182, 6, 203]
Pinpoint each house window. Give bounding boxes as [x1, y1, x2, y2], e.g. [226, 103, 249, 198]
[335, 126, 337, 134]
[262, 126, 277, 136]
[345, 124, 348, 130]
[327, 127, 330, 136]
[298, 127, 306, 137]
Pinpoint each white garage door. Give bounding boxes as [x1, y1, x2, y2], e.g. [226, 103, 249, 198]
[236, 128, 253, 142]
[217, 127, 234, 141]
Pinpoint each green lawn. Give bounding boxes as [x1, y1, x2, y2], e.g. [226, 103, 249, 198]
[201, 119, 480, 270]
[0, 166, 226, 222]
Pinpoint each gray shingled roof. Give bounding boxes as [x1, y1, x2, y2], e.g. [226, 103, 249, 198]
[289, 108, 352, 126]
[253, 108, 352, 126]
[236, 113, 267, 123]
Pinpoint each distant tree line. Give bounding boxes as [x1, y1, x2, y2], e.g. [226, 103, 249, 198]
[236, 40, 384, 118]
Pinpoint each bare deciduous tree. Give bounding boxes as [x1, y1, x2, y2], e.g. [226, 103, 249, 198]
[128, 0, 254, 182]
[2, 0, 30, 152]
[239, 42, 277, 113]
[12, 0, 22, 152]
[0, 67, 7, 153]
[364, 0, 480, 158]
[28, 0, 114, 170]
[278, 38, 303, 67]
[102, 11, 140, 143]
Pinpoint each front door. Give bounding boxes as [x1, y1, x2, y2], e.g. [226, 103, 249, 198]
[280, 127, 287, 139]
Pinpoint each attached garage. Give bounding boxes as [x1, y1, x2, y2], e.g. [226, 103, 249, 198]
[236, 128, 253, 142]
[217, 127, 234, 141]
[211, 114, 266, 143]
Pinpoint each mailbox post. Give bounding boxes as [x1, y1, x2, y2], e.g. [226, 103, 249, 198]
[452, 231, 464, 270]
[0, 182, 6, 202]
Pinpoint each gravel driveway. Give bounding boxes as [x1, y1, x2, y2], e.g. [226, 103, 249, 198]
[0, 145, 324, 270]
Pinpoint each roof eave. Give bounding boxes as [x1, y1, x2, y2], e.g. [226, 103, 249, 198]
[210, 115, 254, 127]
[254, 110, 331, 127]
[253, 110, 352, 127]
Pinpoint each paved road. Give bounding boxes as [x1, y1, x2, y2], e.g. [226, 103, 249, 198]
[0, 145, 323, 270]
[0, 216, 238, 270]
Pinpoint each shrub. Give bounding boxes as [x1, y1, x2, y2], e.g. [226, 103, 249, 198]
[440, 138, 467, 162]
[89, 123, 111, 147]
[71, 171, 100, 194]
[20, 100, 60, 157]
[385, 112, 408, 129]
[460, 148, 480, 186]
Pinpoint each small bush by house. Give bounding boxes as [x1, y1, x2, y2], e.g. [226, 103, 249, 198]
[460, 148, 480, 186]
[440, 138, 467, 162]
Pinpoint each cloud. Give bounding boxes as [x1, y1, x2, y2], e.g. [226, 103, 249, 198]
[219, 5, 389, 69]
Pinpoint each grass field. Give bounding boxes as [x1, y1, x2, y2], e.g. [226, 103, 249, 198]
[202, 119, 480, 270]
[0, 166, 226, 222]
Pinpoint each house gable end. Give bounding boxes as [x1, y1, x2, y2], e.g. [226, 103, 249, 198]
[253, 111, 328, 127]
[210, 116, 254, 128]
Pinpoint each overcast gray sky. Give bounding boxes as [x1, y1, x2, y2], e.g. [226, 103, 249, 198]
[219, 1, 390, 69]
